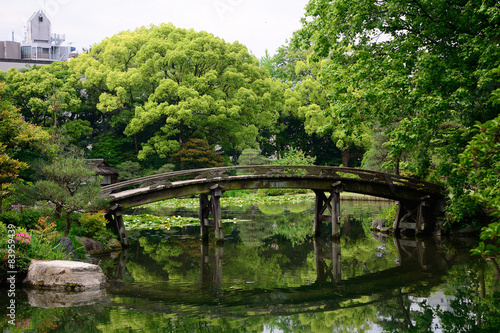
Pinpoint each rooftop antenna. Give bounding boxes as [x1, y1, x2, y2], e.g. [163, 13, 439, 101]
[12, 30, 14, 42]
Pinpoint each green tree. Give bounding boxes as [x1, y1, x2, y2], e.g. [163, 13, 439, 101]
[284, 56, 370, 167]
[32, 156, 103, 236]
[294, 0, 500, 178]
[237, 148, 270, 166]
[5, 63, 81, 137]
[0, 82, 49, 209]
[261, 43, 343, 166]
[273, 147, 316, 166]
[172, 138, 225, 169]
[449, 115, 500, 226]
[72, 24, 281, 163]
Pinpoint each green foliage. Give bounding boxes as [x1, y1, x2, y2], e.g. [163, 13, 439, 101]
[0, 81, 49, 204]
[294, 0, 500, 178]
[33, 216, 60, 242]
[0, 211, 20, 226]
[0, 221, 6, 236]
[471, 222, 500, 259]
[273, 147, 316, 166]
[5, 63, 81, 130]
[29, 156, 104, 236]
[124, 214, 201, 231]
[446, 115, 500, 228]
[116, 160, 143, 180]
[87, 132, 137, 166]
[61, 119, 93, 144]
[173, 138, 225, 169]
[258, 188, 310, 196]
[71, 24, 281, 161]
[374, 204, 398, 226]
[237, 148, 270, 166]
[78, 211, 108, 238]
[0, 210, 43, 231]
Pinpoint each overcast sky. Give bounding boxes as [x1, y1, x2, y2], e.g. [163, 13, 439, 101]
[0, 0, 309, 58]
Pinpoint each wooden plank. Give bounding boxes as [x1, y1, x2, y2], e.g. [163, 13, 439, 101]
[399, 222, 416, 229]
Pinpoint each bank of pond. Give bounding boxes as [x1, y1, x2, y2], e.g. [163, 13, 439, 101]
[1, 196, 499, 332]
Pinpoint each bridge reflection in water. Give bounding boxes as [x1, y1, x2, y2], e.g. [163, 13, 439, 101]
[198, 236, 454, 299]
[98, 234, 462, 321]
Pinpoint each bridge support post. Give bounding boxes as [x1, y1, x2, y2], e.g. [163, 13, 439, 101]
[199, 184, 224, 244]
[393, 196, 433, 236]
[105, 205, 129, 247]
[313, 182, 343, 238]
[313, 239, 342, 283]
[331, 183, 342, 238]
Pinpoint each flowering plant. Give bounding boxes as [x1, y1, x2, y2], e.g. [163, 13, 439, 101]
[34, 216, 59, 241]
[14, 232, 31, 244]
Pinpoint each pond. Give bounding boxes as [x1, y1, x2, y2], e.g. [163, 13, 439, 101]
[2, 198, 499, 332]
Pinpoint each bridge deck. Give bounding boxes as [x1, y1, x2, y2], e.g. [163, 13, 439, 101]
[104, 166, 444, 209]
[102, 166, 446, 244]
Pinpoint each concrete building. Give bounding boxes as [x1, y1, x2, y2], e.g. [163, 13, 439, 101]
[0, 10, 77, 71]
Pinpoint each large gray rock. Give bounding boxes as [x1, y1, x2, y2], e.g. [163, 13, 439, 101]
[76, 236, 105, 254]
[23, 260, 106, 291]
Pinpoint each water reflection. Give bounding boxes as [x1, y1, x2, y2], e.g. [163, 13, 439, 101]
[2, 201, 499, 332]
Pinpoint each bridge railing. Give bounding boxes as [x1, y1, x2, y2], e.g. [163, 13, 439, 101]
[102, 165, 444, 196]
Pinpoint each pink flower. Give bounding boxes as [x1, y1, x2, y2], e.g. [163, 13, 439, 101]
[14, 232, 31, 244]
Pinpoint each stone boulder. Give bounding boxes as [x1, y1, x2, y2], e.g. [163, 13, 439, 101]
[76, 236, 105, 254]
[23, 260, 106, 291]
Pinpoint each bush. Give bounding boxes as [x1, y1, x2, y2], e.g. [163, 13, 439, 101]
[0, 210, 43, 230]
[78, 211, 108, 238]
[27, 232, 69, 261]
[224, 190, 252, 197]
[0, 221, 7, 237]
[258, 188, 310, 196]
[0, 211, 20, 227]
[19, 210, 42, 230]
[33, 216, 60, 242]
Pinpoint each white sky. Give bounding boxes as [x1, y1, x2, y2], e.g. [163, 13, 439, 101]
[0, 0, 309, 58]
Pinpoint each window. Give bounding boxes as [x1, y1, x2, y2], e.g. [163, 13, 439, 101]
[21, 46, 31, 59]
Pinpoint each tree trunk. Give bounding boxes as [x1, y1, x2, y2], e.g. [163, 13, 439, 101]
[64, 212, 72, 236]
[395, 155, 400, 176]
[55, 205, 62, 219]
[341, 147, 350, 167]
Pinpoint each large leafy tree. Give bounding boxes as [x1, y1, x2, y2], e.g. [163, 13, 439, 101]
[5, 63, 82, 141]
[294, 0, 500, 177]
[0, 82, 49, 209]
[72, 24, 281, 163]
[261, 43, 344, 166]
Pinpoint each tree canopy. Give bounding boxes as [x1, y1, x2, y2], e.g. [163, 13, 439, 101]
[294, 0, 500, 177]
[72, 24, 282, 162]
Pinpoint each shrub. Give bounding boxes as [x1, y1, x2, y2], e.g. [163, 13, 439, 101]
[0, 211, 20, 227]
[27, 232, 69, 261]
[33, 216, 60, 242]
[79, 211, 108, 238]
[0, 221, 7, 237]
[19, 210, 42, 230]
[258, 188, 310, 196]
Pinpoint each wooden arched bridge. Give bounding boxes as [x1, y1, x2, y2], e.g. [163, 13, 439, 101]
[102, 165, 446, 245]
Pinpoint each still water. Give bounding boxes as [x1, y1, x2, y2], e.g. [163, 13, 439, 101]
[2, 200, 499, 332]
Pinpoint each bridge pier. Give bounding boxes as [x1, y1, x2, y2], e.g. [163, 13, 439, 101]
[314, 239, 342, 283]
[199, 184, 224, 243]
[105, 205, 129, 246]
[314, 182, 343, 238]
[393, 196, 433, 236]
